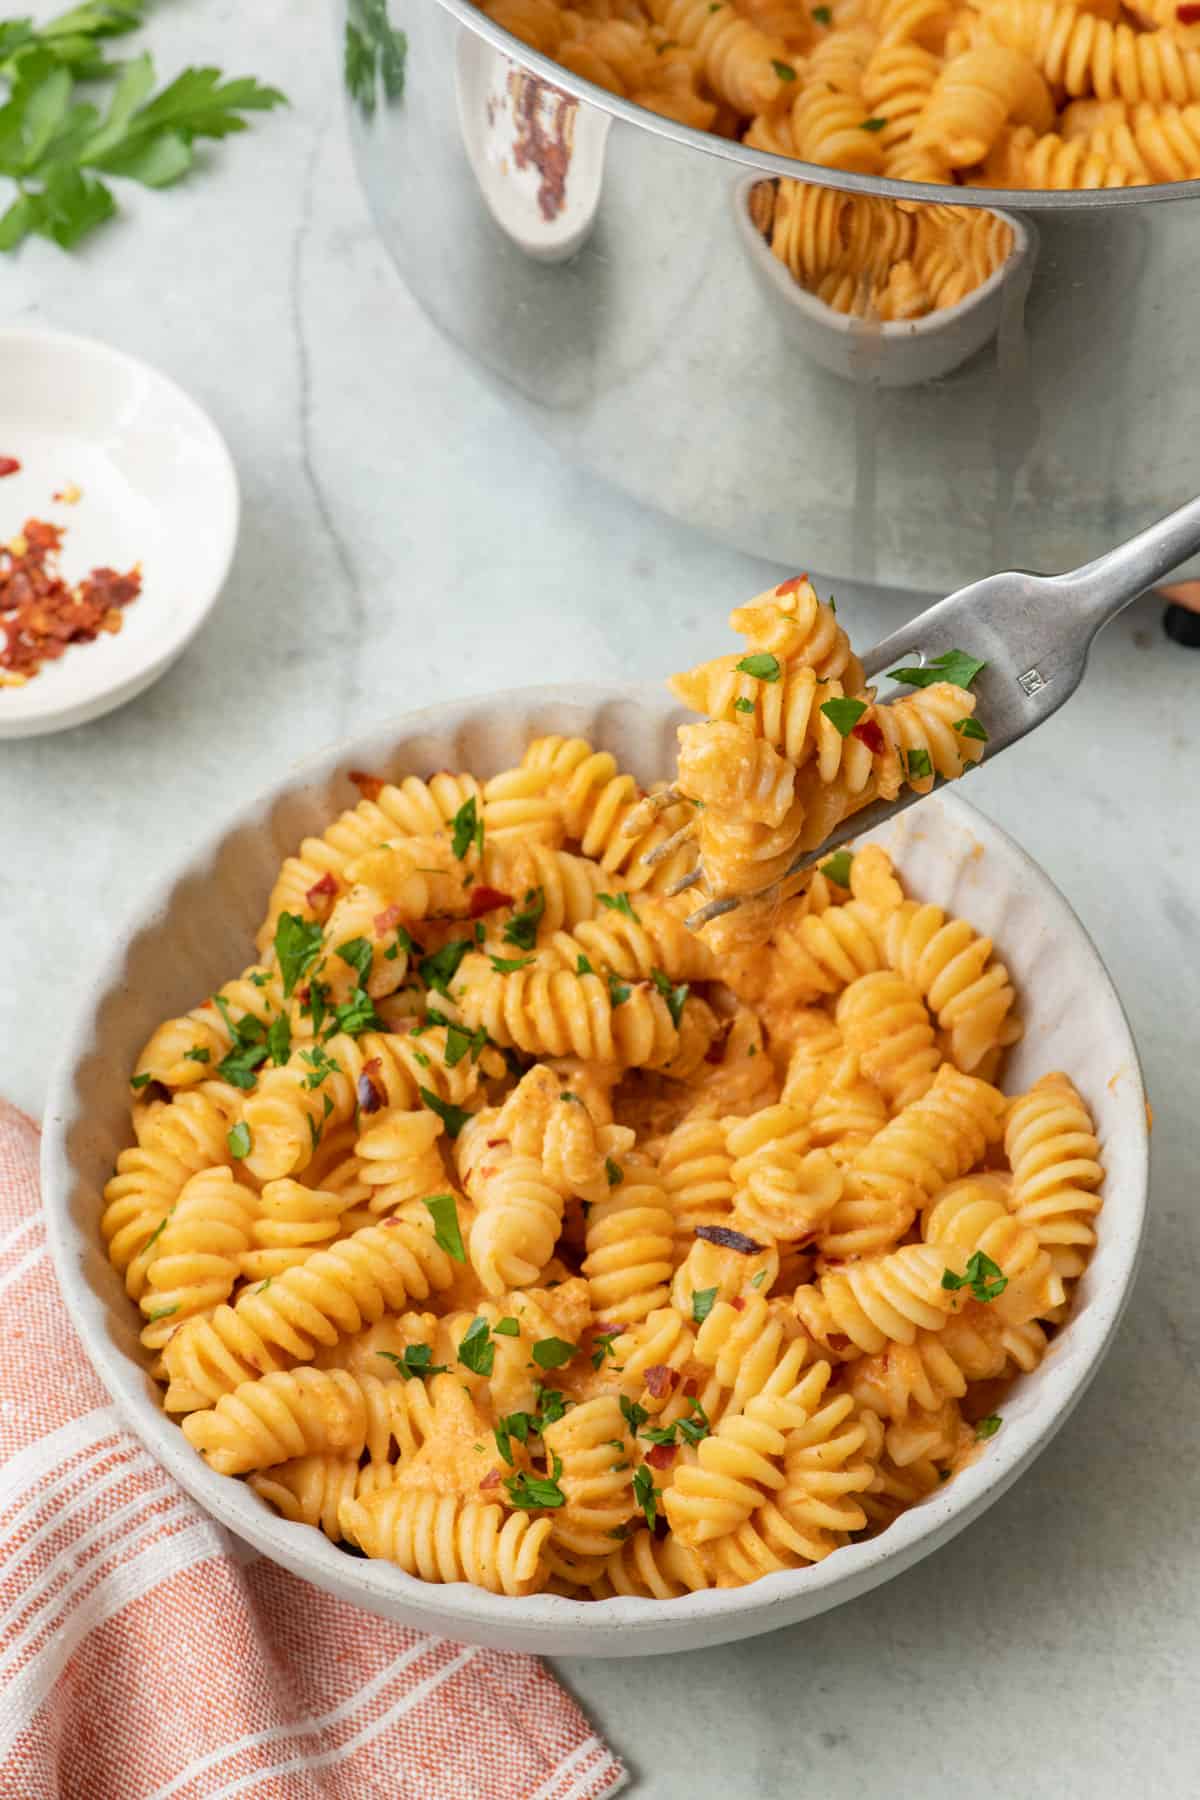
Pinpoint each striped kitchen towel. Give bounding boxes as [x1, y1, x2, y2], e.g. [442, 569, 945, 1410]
[0, 1100, 625, 1800]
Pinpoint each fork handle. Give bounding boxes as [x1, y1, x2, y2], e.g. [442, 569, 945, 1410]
[1055, 493, 1200, 629]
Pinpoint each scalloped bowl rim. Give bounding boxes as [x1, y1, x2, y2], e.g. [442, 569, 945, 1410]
[41, 683, 1149, 1655]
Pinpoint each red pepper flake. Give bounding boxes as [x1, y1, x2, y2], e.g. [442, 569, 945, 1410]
[468, 885, 514, 919]
[357, 1070, 384, 1114]
[305, 872, 338, 907]
[0, 457, 20, 478]
[682, 1378, 699, 1398]
[373, 902, 404, 935]
[348, 769, 386, 802]
[0, 516, 142, 685]
[645, 1442, 677, 1471]
[775, 573, 809, 596]
[695, 1223, 763, 1255]
[731, 1296, 747, 1312]
[479, 1468, 502, 1491]
[1178, 3, 1200, 21]
[644, 1365, 679, 1399]
[851, 717, 886, 755]
[296, 985, 311, 1006]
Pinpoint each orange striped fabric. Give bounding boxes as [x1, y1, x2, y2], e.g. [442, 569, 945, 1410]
[0, 1099, 625, 1800]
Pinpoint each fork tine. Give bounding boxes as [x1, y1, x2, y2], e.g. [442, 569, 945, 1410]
[642, 819, 698, 867]
[685, 894, 741, 928]
[665, 869, 702, 898]
[619, 787, 683, 837]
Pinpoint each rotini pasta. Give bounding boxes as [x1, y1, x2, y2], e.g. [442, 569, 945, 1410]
[108, 580, 1103, 1601]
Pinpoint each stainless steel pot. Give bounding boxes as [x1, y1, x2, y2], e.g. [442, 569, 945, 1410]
[341, 0, 1200, 592]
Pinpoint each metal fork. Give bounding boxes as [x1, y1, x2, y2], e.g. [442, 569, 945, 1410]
[684, 495, 1200, 927]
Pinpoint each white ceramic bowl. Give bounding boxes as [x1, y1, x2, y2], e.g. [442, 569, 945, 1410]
[42, 686, 1148, 1656]
[0, 326, 238, 739]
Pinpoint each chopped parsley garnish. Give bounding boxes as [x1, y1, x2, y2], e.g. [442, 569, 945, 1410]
[503, 886, 545, 951]
[861, 115, 887, 131]
[504, 1457, 566, 1510]
[558, 1090, 581, 1105]
[735, 652, 781, 683]
[418, 938, 471, 997]
[733, 696, 755, 714]
[227, 1121, 252, 1159]
[494, 1316, 521, 1337]
[531, 1336, 577, 1370]
[605, 1157, 624, 1187]
[300, 1044, 341, 1090]
[274, 912, 324, 997]
[146, 1305, 179, 1323]
[576, 953, 594, 976]
[812, 5, 831, 20]
[213, 997, 270, 1090]
[249, 971, 270, 988]
[887, 649, 987, 691]
[266, 1013, 292, 1066]
[302, 979, 330, 1037]
[941, 1249, 1008, 1303]
[489, 953, 534, 974]
[819, 850, 854, 887]
[620, 1395, 649, 1434]
[749, 1269, 768, 1289]
[458, 1317, 495, 1376]
[444, 1022, 488, 1068]
[533, 1383, 567, 1426]
[183, 1046, 210, 1064]
[691, 1286, 718, 1325]
[591, 1331, 619, 1369]
[140, 1215, 170, 1254]
[650, 968, 688, 1028]
[905, 748, 933, 781]
[130, 1071, 153, 1090]
[597, 891, 637, 920]
[607, 973, 631, 1008]
[677, 1396, 712, 1446]
[633, 1465, 660, 1529]
[330, 988, 382, 1038]
[494, 1410, 533, 1464]
[819, 696, 868, 737]
[975, 1414, 1002, 1440]
[450, 795, 484, 861]
[418, 1086, 472, 1140]
[422, 1193, 466, 1262]
[771, 57, 795, 78]
[378, 1344, 447, 1381]
[954, 716, 988, 742]
[336, 936, 373, 986]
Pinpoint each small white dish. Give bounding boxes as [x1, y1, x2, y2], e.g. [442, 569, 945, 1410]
[0, 326, 238, 739]
[42, 685, 1148, 1657]
[734, 177, 1034, 388]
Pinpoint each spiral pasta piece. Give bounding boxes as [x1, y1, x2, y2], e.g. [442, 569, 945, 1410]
[457, 1111, 566, 1294]
[726, 1105, 844, 1242]
[647, 0, 797, 114]
[846, 1300, 1047, 1419]
[582, 1170, 675, 1325]
[694, 1294, 817, 1415]
[663, 1382, 816, 1545]
[183, 1367, 430, 1474]
[925, 1173, 1065, 1322]
[355, 1107, 447, 1213]
[134, 965, 286, 1089]
[240, 1177, 356, 1280]
[162, 1216, 455, 1408]
[551, 893, 716, 986]
[249, 1455, 400, 1540]
[341, 1489, 552, 1595]
[883, 900, 1020, 1072]
[795, 1242, 957, 1354]
[915, 43, 1054, 165]
[543, 1396, 639, 1555]
[522, 736, 698, 893]
[599, 1530, 712, 1598]
[807, 1052, 890, 1164]
[837, 970, 941, 1110]
[102, 1090, 234, 1300]
[1004, 1072, 1104, 1281]
[982, 0, 1200, 102]
[137, 1166, 258, 1350]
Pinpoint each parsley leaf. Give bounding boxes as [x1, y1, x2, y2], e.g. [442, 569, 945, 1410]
[130, 1070, 152, 1090]
[820, 696, 868, 737]
[213, 998, 270, 1092]
[941, 1250, 1009, 1303]
[458, 1317, 495, 1376]
[275, 912, 324, 997]
[417, 1086, 472, 1140]
[677, 1396, 712, 1447]
[265, 1014, 291, 1066]
[735, 652, 781, 682]
[145, 1303, 178, 1323]
[812, 4, 831, 19]
[299, 1044, 340, 1090]
[494, 1410, 532, 1464]
[378, 1344, 447, 1380]
[605, 1157, 624, 1187]
[450, 795, 483, 861]
[504, 1458, 566, 1510]
[771, 57, 795, 78]
[418, 938, 471, 997]
[633, 1465, 660, 1529]
[330, 988, 383, 1038]
[533, 1383, 567, 1426]
[860, 114, 887, 131]
[422, 1193, 466, 1262]
[531, 1336, 577, 1370]
[954, 716, 989, 742]
[620, 1395, 649, 1434]
[749, 1269, 768, 1289]
[607, 973, 631, 1008]
[905, 747, 933, 781]
[227, 1121, 251, 1159]
[819, 850, 854, 888]
[650, 967, 688, 1028]
[591, 1331, 619, 1369]
[443, 1022, 488, 1068]
[336, 936, 373, 986]
[975, 1414, 1002, 1440]
[489, 953, 534, 974]
[183, 1046, 210, 1064]
[493, 1316, 520, 1337]
[503, 886, 545, 951]
[691, 1286, 718, 1326]
[597, 892, 637, 920]
[887, 649, 987, 691]
[576, 953, 594, 976]
[733, 696, 755, 714]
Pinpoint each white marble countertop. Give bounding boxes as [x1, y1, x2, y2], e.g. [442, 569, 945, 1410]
[3, 4, 1198, 1794]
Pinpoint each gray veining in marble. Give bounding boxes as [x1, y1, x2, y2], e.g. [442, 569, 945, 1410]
[1, 4, 1197, 1795]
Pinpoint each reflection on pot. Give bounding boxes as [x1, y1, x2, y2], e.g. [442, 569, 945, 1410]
[456, 29, 611, 261]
